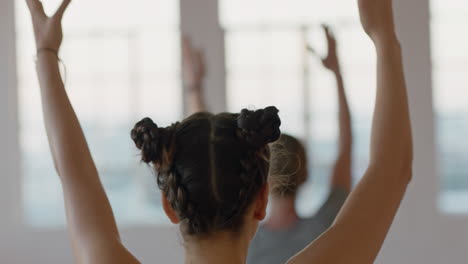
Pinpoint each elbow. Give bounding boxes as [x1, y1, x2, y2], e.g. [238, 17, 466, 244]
[394, 155, 414, 185]
[389, 153, 413, 185]
[370, 144, 413, 185]
[401, 135, 414, 184]
[400, 155, 413, 184]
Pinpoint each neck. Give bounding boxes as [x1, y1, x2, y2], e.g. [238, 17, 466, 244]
[264, 196, 299, 230]
[184, 232, 250, 264]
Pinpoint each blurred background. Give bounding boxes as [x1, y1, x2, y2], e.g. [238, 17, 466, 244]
[0, 0, 467, 263]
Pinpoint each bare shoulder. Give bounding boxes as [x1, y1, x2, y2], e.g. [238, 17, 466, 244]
[87, 251, 141, 264]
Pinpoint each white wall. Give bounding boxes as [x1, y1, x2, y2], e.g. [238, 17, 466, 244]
[378, 1, 468, 262]
[376, 0, 446, 262]
[1, 0, 467, 263]
[0, 0, 21, 243]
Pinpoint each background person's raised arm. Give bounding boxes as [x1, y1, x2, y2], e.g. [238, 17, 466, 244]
[27, 0, 139, 263]
[312, 25, 353, 192]
[288, 1, 413, 263]
[182, 36, 206, 114]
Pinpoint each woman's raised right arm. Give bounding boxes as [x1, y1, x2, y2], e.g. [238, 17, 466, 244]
[288, 0, 413, 263]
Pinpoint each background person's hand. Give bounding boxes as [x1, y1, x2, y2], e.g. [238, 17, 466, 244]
[307, 25, 341, 73]
[320, 25, 340, 73]
[358, 0, 396, 42]
[182, 36, 205, 91]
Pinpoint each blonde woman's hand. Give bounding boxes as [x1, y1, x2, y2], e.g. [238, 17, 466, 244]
[320, 25, 340, 73]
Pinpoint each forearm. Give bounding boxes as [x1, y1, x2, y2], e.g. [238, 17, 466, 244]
[297, 169, 408, 264]
[36, 52, 95, 176]
[335, 73, 352, 154]
[331, 70, 353, 191]
[36, 52, 120, 241]
[186, 84, 206, 115]
[370, 39, 413, 174]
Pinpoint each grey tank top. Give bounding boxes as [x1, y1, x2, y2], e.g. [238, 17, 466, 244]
[247, 188, 348, 264]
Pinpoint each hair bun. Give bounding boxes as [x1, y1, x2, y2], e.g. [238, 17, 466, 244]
[131, 117, 161, 163]
[237, 106, 281, 148]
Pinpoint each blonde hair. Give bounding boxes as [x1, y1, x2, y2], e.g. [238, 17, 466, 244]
[269, 134, 308, 197]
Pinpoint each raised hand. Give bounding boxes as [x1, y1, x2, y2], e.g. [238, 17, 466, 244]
[320, 25, 340, 73]
[26, 0, 71, 53]
[182, 36, 207, 114]
[306, 25, 341, 73]
[182, 36, 206, 91]
[358, 0, 396, 42]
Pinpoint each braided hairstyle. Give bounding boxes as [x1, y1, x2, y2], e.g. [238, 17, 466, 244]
[131, 106, 281, 236]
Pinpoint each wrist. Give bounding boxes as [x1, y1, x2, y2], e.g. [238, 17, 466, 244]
[37, 47, 59, 55]
[371, 31, 400, 48]
[334, 72, 344, 82]
[374, 38, 401, 56]
[36, 48, 60, 61]
[331, 66, 342, 76]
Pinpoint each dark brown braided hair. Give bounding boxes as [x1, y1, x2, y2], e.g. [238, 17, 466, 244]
[131, 106, 281, 236]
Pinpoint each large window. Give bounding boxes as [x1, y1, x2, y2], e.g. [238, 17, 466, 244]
[15, 0, 180, 226]
[220, 0, 376, 215]
[431, 0, 468, 213]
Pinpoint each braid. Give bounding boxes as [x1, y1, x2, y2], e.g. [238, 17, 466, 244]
[130, 108, 281, 237]
[237, 106, 281, 149]
[220, 141, 271, 227]
[131, 118, 179, 172]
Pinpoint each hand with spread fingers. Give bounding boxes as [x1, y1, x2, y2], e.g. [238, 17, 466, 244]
[307, 25, 340, 73]
[26, 0, 71, 53]
[320, 25, 340, 73]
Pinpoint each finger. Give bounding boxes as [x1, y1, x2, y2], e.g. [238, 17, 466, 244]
[26, 0, 46, 18]
[195, 49, 206, 73]
[306, 45, 317, 55]
[322, 24, 330, 35]
[329, 27, 337, 39]
[321, 58, 328, 67]
[53, 0, 71, 19]
[322, 24, 336, 41]
[182, 36, 194, 59]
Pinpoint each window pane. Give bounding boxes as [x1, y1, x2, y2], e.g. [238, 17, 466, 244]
[431, 0, 468, 213]
[221, 1, 375, 215]
[220, 0, 358, 27]
[15, 0, 180, 226]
